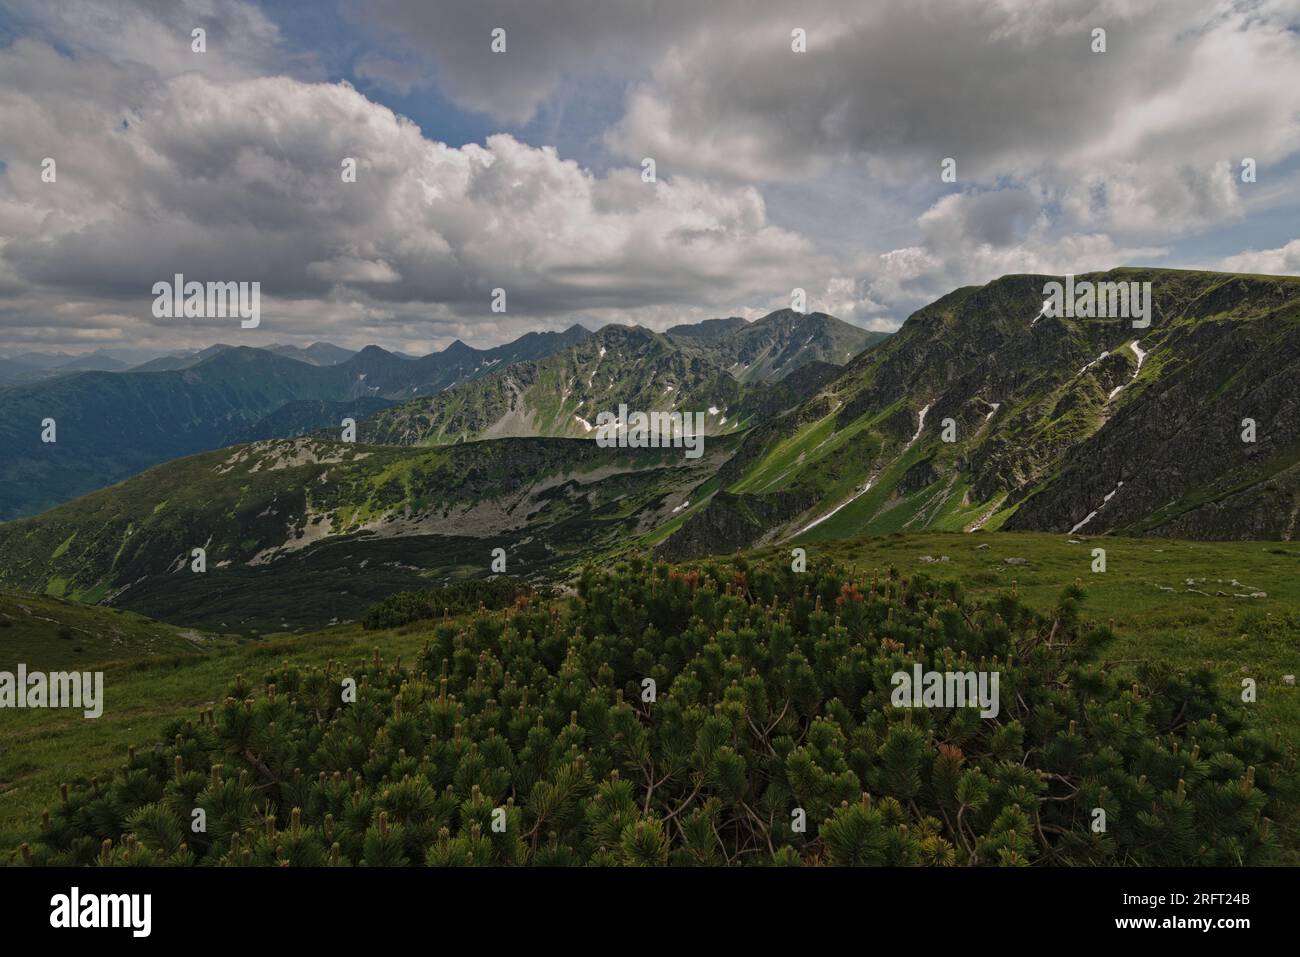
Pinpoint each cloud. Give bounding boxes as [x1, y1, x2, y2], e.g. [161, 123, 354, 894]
[1217, 238, 1300, 275]
[346, 0, 1300, 323]
[352, 53, 432, 96]
[831, 186, 1168, 325]
[306, 256, 403, 283]
[349, 0, 725, 124]
[605, 0, 1300, 190]
[3, 0, 303, 82]
[0, 41, 825, 352]
[3, 0, 1299, 357]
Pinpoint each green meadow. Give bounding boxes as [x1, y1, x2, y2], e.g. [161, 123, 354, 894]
[2, 530, 1296, 861]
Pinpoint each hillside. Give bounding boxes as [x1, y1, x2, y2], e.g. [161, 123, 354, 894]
[360, 313, 882, 446]
[656, 268, 1300, 558]
[0, 327, 589, 520]
[0, 590, 227, 670]
[667, 309, 887, 383]
[363, 325, 748, 445]
[5, 534, 1295, 866]
[0, 433, 738, 631]
[232, 396, 397, 443]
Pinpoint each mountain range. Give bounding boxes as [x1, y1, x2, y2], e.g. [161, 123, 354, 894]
[659, 267, 1300, 557]
[0, 347, 138, 384]
[360, 311, 880, 445]
[0, 312, 874, 520]
[0, 267, 1295, 632]
[0, 324, 592, 518]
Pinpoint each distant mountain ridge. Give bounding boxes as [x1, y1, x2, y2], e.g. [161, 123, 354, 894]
[361, 310, 882, 445]
[0, 325, 590, 518]
[668, 309, 887, 383]
[656, 268, 1300, 557]
[3, 268, 1297, 634]
[0, 347, 149, 384]
[0, 314, 881, 518]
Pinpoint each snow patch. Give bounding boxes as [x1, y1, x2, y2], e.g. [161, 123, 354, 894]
[1077, 351, 1109, 376]
[904, 403, 932, 451]
[1107, 340, 1147, 401]
[795, 479, 875, 536]
[1070, 480, 1124, 533]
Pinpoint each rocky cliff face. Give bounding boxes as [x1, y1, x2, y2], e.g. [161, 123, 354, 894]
[360, 314, 882, 448]
[657, 268, 1300, 558]
[1006, 295, 1300, 539]
[653, 489, 816, 561]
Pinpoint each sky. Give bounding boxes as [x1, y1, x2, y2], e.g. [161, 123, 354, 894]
[1, 0, 1299, 357]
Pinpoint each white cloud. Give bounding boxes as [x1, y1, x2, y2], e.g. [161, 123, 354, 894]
[1218, 238, 1300, 275]
[3, 0, 1300, 355]
[4, 0, 302, 83]
[0, 41, 825, 352]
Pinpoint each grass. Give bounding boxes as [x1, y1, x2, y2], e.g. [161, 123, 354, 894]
[0, 590, 231, 670]
[755, 530, 1300, 750]
[0, 623, 428, 854]
[1, 529, 1297, 861]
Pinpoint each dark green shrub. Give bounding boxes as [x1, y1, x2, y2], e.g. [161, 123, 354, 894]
[18, 556, 1290, 867]
[362, 577, 546, 630]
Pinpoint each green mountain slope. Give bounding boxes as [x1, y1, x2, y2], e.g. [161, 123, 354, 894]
[0, 591, 227, 670]
[0, 433, 736, 631]
[363, 325, 749, 445]
[656, 268, 1300, 558]
[231, 396, 398, 443]
[362, 313, 882, 447]
[0, 327, 590, 520]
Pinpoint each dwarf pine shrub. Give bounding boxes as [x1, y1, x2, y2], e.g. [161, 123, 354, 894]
[362, 576, 546, 630]
[17, 556, 1290, 866]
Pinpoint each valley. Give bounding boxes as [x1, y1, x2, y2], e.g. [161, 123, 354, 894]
[1, 268, 1296, 636]
[1, 268, 1298, 870]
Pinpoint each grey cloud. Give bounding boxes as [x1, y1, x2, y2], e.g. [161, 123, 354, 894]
[0, 42, 825, 352]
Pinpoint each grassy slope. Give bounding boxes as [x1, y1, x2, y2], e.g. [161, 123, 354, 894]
[0, 436, 723, 629]
[0, 590, 231, 670]
[770, 532, 1300, 754]
[697, 270, 1300, 550]
[1, 529, 1296, 861]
